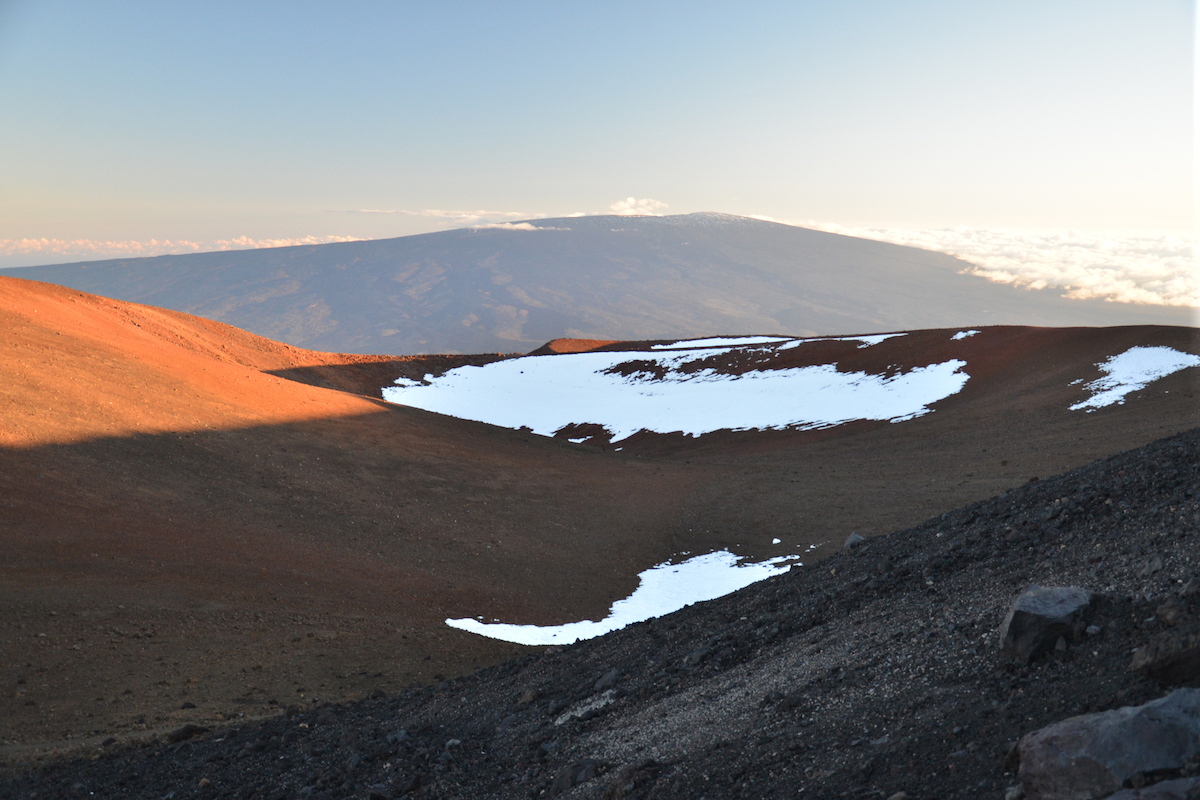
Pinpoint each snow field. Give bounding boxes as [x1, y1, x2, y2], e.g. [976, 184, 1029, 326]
[382, 336, 970, 443]
[1070, 346, 1200, 411]
[445, 550, 800, 645]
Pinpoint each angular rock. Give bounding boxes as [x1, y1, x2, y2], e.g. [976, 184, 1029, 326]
[1132, 623, 1200, 685]
[594, 669, 620, 691]
[1100, 777, 1200, 799]
[1158, 598, 1191, 628]
[1140, 555, 1165, 577]
[550, 758, 605, 796]
[555, 690, 616, 726]
[165, 724, 209, 744]
[841, 532, 866, 553]
[1017, 689, 1200, 800]
[1000, 585, 1093, 663]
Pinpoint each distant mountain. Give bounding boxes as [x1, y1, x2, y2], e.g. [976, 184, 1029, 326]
[3, 213, 1191, 354]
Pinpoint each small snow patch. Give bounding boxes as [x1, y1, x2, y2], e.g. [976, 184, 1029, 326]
[951, 330, 980, 340]
[846, 333, 907, 348]
[775, 333, 906, 351]
[1069, 346, 1200, 411]
[772, 538, 781, 544]
[651, 336, 791, 350]
[445, 550, 799, 646]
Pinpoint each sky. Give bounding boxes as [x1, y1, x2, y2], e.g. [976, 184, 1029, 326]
[0, 1, 1195, 304]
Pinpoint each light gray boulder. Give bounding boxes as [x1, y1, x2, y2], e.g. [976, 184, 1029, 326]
[1000, 585, 1093, 663]
[840, 532, 866, 553]
[1017, 689, 1200, 800]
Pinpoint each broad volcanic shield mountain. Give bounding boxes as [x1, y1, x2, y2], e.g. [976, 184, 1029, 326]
[2, 213, 1191, 354]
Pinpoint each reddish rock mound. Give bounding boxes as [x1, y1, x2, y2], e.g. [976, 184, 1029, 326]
[528, 338, 622, 355]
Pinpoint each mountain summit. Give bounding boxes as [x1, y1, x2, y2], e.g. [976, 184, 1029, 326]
[3, 213, 1190, 354]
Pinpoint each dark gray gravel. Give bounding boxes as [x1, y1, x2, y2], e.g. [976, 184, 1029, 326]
[4, 428, 1199, 800]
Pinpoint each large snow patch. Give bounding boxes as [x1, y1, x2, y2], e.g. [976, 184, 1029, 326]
[382, 336, 969, 442]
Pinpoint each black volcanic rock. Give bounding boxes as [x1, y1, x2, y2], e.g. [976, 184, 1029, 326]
[1133, 624, 1200, 685]
[1104, 778, 1200, 799]
[1, 213, 1190, 354]
[5, 428, 1200, 799]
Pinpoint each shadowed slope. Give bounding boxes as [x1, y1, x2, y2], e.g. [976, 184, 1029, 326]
[0, 277, 701, 745]
[17, 428, 1198, 797]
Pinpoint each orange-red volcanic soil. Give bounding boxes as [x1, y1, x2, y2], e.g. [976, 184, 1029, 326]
[1, 275, 1198, 756]
[527, 338, 621, 355]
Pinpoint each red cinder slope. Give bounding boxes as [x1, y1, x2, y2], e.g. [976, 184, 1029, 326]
[1, 275, 1197, 756]
[0, 277, 698, 749]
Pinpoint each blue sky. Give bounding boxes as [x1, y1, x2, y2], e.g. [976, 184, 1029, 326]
[0, 1, 1193, 253]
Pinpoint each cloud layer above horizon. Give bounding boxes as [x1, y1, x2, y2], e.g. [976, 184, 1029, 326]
[0, 234, 366, 262]
[802, 224, 1197, 308]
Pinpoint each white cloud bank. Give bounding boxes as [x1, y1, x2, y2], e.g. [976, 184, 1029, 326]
[803, 223, 1198, 308]
[610, 197, 668, 216]
[343, 208, 532, 223]
[471, 222, 570, 231]
[1, 234, 366, 262]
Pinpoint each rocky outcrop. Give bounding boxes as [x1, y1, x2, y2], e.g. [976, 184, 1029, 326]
[1101, 777, 1200, 799]
[1133, 625, 1200, 686]
[1000, 585, 1094, 663]
[1016, 689, 1200, 800]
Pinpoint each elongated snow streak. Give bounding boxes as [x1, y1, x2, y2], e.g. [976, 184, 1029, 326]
[651, 336, 791, 350]
[382, 345, 968, 443]
[775, 333, 906, 351]
[951, 330, 980, 340]
[446, 551, 799, 645]
[841, 333, 907, 348]
[651, 334, 906, 351]
[1070, 346, 1200, 411]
